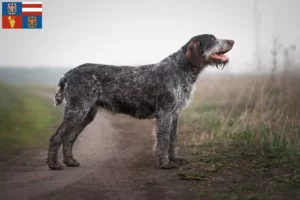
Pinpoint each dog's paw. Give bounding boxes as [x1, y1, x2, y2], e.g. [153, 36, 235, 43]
[47, 161, 64, 170]
[171, 157, 189, 166]
[159, 161, 179, 169]
[63, 159, 80, 167]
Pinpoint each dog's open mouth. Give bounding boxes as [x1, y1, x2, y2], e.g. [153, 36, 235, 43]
[206, 49, 231, 69]
[209, 50, 229, 62]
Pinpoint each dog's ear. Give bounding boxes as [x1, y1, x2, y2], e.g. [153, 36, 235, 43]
[185, 41, 202, 67]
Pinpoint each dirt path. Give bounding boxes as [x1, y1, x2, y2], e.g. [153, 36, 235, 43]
[0, 94, 199, 200]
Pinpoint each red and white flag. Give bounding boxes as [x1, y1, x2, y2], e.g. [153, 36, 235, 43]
[22, 2, 42, 16]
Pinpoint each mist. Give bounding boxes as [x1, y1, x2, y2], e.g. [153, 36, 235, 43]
[0, 0, 299, 74]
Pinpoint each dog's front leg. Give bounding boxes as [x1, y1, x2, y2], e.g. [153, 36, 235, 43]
[169, 114, 188, 166]
[154, 113, 178, 169]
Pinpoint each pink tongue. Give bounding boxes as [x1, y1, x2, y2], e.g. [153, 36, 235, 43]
[210, 54, 228, 61]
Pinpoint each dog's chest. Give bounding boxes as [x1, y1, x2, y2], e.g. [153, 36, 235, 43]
[174, 82, 197, 110]
[184, 83, 197, 107]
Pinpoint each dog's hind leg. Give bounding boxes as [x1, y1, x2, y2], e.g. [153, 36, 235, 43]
[47, 100, 95, 170]
[62, 106, 98, 167]
[47, 123, 65, 170]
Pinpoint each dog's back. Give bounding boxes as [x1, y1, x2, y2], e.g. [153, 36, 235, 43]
[55, 60, 175, 119]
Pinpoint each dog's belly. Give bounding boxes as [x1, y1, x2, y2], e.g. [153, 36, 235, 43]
[96, 100, 156, 119]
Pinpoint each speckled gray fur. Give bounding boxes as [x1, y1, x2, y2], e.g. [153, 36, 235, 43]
[47, 34, 234, 170]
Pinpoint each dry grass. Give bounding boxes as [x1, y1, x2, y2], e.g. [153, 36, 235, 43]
[177, 69, 300, 199]
[181, 69, 300, 156]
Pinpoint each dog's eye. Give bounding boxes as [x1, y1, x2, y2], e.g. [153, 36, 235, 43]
[211, 36, 216, 41]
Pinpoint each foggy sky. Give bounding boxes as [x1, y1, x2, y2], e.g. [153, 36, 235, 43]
[0, 0, 299, 73]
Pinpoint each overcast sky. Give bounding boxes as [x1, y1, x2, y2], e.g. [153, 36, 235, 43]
[0, 0, 299, 72]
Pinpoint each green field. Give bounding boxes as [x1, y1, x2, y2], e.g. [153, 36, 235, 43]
[0, 83, 62, 154]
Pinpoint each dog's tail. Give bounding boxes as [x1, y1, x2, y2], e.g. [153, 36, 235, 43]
[53, 75, 67, 107]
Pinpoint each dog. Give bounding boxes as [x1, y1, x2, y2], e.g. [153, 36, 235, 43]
[47, 34, 234, 170]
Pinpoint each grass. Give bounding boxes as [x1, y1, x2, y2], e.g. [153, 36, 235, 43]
[178, 70, 300, 199]
[0, 82, 62, 155]
[181, 70, 300, 155]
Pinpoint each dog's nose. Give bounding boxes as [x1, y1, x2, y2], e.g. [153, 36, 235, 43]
[228, 40, 234, 46]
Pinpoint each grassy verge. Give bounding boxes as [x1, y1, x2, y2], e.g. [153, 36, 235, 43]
[0, 83, 62, 155]
[178, 71, 300, 199]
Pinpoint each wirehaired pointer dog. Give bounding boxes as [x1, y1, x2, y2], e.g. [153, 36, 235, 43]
[47, 34, 234, 170]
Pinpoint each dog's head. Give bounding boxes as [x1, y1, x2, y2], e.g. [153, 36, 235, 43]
[182, 34, 234, 69]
